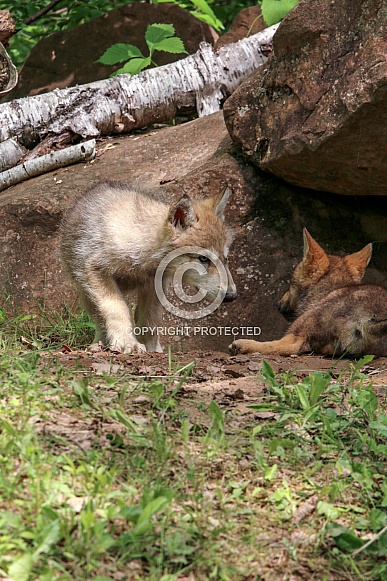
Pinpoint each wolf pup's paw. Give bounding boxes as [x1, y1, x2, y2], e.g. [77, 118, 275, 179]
[229, 339, 260, 355]
[108, 340, 147, 354]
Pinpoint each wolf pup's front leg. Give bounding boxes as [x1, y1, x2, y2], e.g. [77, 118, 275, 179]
[229, 334, 307, 356]
[83, 267, 146, 353]
[134, 278, 164, 353]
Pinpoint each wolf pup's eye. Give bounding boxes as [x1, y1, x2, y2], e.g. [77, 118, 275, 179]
[198, 255, 210, 264]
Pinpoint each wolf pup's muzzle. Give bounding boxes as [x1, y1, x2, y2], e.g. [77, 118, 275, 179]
[224, 291, 237, 302]
[278, 300, 296, 322]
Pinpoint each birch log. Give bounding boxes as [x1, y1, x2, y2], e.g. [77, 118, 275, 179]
[0, 139, 95, 191]
[0, 24, 279, 147]
[0, 138, 27, 171]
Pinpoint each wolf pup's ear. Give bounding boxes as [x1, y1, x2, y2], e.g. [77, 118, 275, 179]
[302, 228, 329, 276]
[345, 243, 373, 281]
[168, 195, 197, 229]
[214, 186, 232, 221]
[303, 228, 326, 259]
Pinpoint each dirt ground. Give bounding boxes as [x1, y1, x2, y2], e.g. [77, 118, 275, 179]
[50, 348, 387, 422]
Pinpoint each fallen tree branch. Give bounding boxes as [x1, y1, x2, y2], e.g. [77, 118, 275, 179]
[0, 139, 95, 191]
[0, 24, 278, 147]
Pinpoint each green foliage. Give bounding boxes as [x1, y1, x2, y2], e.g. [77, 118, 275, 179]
[261, 0, 299, 26]
[327, 522, 387, 557]
[153, 0, 224, 31]
[98, 23, 187, 76]
[211, 0, 258, 30]
[3, 0, 300, 72]
[0, 303, 94, 350]
[3, 0, 227, 70]
[2, 0, 134, 68]
[248, 359, 387, 566]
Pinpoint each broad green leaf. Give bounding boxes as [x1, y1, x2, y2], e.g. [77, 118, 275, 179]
[264, 464, 278, 481]
[376, 528, 387, 555]
[309, 372, 330, 406]
[381, 479, 387, 507]
[8, 552, 34, 581]
[190, 0, 217, 18]
[295, 384, 309, 410]
[261, 359, 275, 380]
[189, 0, 224, 30]
[136, 496, 169, 526]
[145, 23, 175, 50]
[133, 497, 169, 534]
[354, 389, 378, 420]
[114, 57, 151, 76]
[326, 523, 365, 553]
[209, 400, 223, 421]
[208, 400, 225, 433]
[370, 414, 387, 437]
[317, 500, 340, 520]
[261, 0, 299, 26]
[80, 503, 95, 529]
[98, 43, 143, 65]
[120, 505, 143, 522]
[33, 520, 61, 559]
[191, 12, 224, 31]
[153, 37, 187, 54]
[1, 418, 17, 436]
[302, 406, 319, 424]
[353, 354, 374, 369]
[369, 508, 387, 530]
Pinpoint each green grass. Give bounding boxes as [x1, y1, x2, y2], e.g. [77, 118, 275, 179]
[0, 308, 386, 580]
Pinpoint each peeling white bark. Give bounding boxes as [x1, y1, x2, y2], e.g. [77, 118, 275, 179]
[0, 139, 95, 191]
[0, 24, 278, 146]
[0, 138, 26, 171]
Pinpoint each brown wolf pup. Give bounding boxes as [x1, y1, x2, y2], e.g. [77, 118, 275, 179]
[61, 181, 236, 353]
[230, 228, 387, 358]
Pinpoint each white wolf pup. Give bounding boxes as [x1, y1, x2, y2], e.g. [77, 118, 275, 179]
[60, 181, 237, 353]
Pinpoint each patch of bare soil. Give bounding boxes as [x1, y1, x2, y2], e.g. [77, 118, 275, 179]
[52, 348, 387, 383]
[48, 348, 387, 421]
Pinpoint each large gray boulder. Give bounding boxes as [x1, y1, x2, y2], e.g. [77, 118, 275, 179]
[223, 0, 387, 196]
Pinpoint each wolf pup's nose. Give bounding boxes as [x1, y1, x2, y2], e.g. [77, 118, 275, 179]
[224, 291, 237, 302]
[278, 301, 295, 322]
